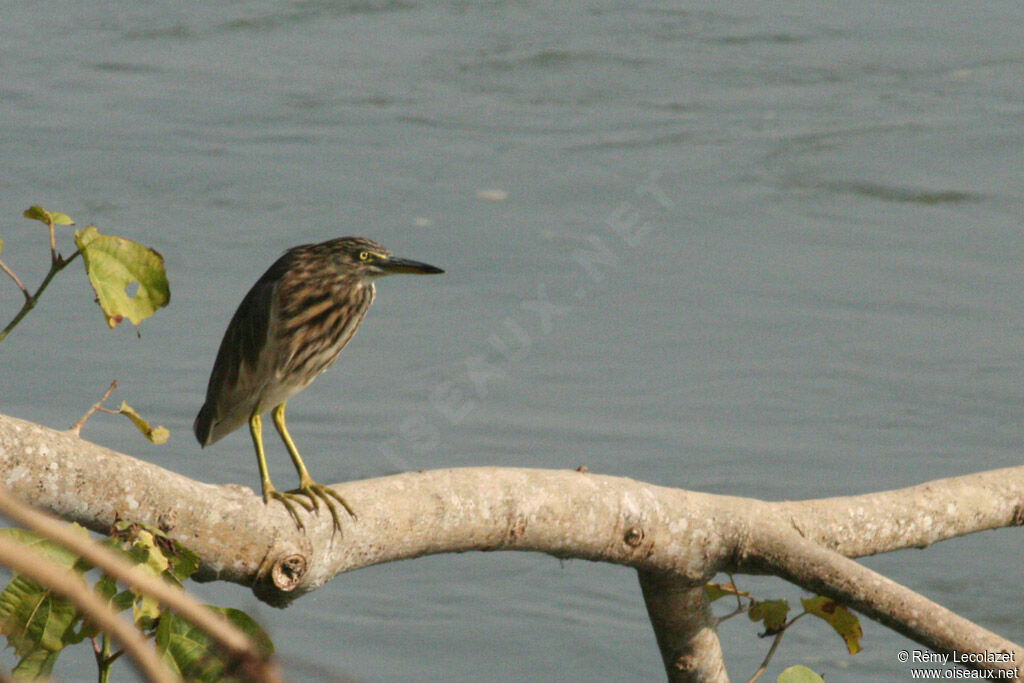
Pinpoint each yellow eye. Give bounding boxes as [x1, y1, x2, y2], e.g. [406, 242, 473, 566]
[359, 251, 370, 261]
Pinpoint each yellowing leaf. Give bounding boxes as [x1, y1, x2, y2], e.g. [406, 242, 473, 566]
[23, 206, 74, 226]
[135, 529, 171, 575]
[777, 664, 826, 683]
[704, 581, 750, 602]
[128, 529, 171, 629]
[748, 599, 789, 632]
[0, 237, 4, 256]
[802, 596, 863, 654]
[118, 401, 170, 444]
[74, 226, 170, 328]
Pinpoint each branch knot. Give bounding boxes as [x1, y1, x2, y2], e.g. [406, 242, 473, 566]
[624, 526, 645, 548]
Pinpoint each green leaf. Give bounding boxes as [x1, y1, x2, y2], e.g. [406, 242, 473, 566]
[0, 531, 92, 678]
[704, 581, 750, 603]
[94, 574, 117, 603]
[11, 646, 62, 679]
[92, 557, 137, 615]
[79, 574, 122, 640]
[23, 206, 48, 223]
[748, 599, 790, 633]
[802, 596, 863, 654]
[0, 527, 87, 569]
[0, 575, 81, 653]
[0, 237, 4, 256]
[74, 225, 170, 328]
[110, 522, 200, 585]
[111, 589, 137, 613]
[133, 595, 161, 631]
[156, 608, 274, 681]
[777, 664, 826, 683]
[23, 206, 75, 226]
[118, 401, 170, 444]
[165, 544, 201, 586]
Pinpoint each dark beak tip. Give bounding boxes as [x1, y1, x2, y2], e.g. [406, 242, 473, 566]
[386, 257, 445, 275]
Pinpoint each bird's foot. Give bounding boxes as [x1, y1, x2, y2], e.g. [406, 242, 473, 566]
[288, 482, 357, 533]
[265, 488, 315, 531]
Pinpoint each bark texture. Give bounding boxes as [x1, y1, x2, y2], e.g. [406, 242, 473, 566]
[1, 413, 1021, 680]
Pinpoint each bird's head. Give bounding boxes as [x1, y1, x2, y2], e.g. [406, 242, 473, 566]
[324, 237, 445, 279]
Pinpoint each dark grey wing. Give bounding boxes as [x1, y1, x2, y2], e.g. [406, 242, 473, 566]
[194, 252, 294, 446]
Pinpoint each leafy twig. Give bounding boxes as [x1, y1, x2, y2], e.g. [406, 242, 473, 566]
[68, 380, 119, 436]
[0, 527, 173, 683]
[0, 487, 279, 681]
[3, 206, 170, 343]
[0, 206, 81, 344]
[66, 380, 170, 444]
[748, 612, 809, 682]
[0, 248, 81, 344]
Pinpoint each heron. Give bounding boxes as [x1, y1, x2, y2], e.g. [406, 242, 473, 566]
[194, 237, 443, 531]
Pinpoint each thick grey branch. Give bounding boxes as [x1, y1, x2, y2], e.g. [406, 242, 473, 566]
[638, 570, 727, 682]
[779, 471, 1024, 558]
[738, 521, 1022, 679]
[0, 412, 1021, 680]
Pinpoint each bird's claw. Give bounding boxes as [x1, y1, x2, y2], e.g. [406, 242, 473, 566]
[287, 483, 357, 534]
[265, 489, 314, 531]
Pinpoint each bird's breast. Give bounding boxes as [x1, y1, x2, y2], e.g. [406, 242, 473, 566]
[276, 282, 376, 385]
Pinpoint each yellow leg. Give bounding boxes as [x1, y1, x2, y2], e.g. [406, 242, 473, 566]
[249, 413, 276, 500]
[272, 402, 357, 532]
[249, 411, 313, 529]
[272, 402, 314, 486]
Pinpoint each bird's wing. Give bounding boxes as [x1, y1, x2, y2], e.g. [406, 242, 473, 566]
[195, 253, 292, 445]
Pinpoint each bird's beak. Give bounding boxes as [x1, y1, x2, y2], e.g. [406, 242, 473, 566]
[378, 256, 445, 275]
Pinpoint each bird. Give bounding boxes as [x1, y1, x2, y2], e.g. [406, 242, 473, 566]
[194, 237, 444, 531]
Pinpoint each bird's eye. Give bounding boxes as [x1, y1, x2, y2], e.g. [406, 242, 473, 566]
[359, 251, 370, 261]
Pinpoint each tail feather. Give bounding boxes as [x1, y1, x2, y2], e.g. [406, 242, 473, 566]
[193, 403, 216, 447]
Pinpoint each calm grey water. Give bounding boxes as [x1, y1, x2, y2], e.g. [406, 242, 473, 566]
[2, 1, 1022, 680]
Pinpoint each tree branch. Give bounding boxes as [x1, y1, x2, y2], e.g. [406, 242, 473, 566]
[737, 521, 1021, 679]
[0, 412, 1020, 679]
[779, 473, 1024, 558]
[638, 570, 727, 682]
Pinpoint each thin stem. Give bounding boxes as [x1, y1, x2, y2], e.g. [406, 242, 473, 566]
[68, 380, 119, 436]
[0, 258, 30, 301]
[747, 629, 786, 683]
[716, 603, 747, 623]
[0, 249, 80, 344]
[726, 572, 744, 612]
[48, 219, 57, 265]
[96, 633, 113, 683]
[713, 574, 750, 623]
[746, 612, 810, 683]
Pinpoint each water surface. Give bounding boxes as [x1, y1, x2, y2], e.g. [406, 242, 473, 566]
[2, 2, 1022, 680]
